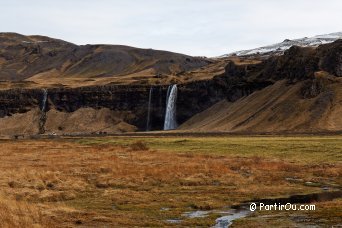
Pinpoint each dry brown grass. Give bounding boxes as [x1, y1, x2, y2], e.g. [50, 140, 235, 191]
[129, 140, 149, 151]
[0, 138, 340, 227]
[0, 195, 54, 227]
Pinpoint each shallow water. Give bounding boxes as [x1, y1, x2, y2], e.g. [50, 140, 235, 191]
[213, 208, 251, 228]
[166, 219, 182, 224]
[165, 191, 342, 227]
[214, 190, 342, 227]
[182, 210, 210, 218]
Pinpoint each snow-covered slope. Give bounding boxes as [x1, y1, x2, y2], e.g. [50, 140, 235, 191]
[220, 32, 342, 57]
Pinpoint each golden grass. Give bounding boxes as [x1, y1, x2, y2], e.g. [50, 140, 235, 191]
[0, 195, 54, 227]
[0, 136, 340, 226]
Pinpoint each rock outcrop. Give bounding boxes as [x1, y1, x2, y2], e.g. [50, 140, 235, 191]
[222, 40, 342, 82]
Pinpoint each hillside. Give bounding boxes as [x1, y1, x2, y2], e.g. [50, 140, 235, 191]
[180, 40, 342, 133]
[0, 33, 215, 89]
[179, 77, 342, 133]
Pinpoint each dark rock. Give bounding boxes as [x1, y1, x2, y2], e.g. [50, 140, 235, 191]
[317, 39, 342, 77]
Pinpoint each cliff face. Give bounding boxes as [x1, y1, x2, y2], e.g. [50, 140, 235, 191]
[0, 75, 285, 134]
[0, 82, 225, 132]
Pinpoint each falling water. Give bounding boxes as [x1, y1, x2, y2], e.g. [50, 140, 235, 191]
[164, 84, 178, 130]
[146, 87, 153, 131]
[41, 89, 48, 112]
[39, 89, 48, 134]
[166, 85, 171, 107]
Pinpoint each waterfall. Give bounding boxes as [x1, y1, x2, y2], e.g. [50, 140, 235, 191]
[41, 89, 48, 112]
[39, 89, 48, 134]
[146, 87, 153, 131]
[164, 84, 178, 130]
[166, 85, 171, 107]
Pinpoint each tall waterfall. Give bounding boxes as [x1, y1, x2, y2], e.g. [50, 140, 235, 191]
[166, 85, 171, 106]
[41, 89, 48, 112]
[164, 84, 178, 130]
[146, 87, 153, 131]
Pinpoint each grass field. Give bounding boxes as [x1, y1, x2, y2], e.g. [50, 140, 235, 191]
[0, 135, 341, 227]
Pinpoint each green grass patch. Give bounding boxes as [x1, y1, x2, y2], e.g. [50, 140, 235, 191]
[75, 135, 342, 163]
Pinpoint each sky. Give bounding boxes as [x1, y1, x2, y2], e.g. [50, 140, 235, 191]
[0, 0, 341, 57]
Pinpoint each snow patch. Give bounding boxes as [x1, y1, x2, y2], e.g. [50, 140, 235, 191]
[220, 32, 342, 58]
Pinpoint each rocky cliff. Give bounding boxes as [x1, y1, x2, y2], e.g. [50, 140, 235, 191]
[0, 75, 272, 135]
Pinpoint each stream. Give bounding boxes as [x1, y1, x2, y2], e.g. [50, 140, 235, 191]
[165, 190, 342, 227]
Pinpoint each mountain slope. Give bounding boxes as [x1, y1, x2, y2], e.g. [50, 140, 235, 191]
[180, 39, 342, 133]
[0, 33, 211, 87]
[221, 32, 342, 58]
[179, 77, 342, 133]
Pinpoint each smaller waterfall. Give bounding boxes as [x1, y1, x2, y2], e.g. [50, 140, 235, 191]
[146, 87, 153, 131]
[39, 89, 48, 134]
[164, 85, 178, 130]
[41, 89, 48, 112]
